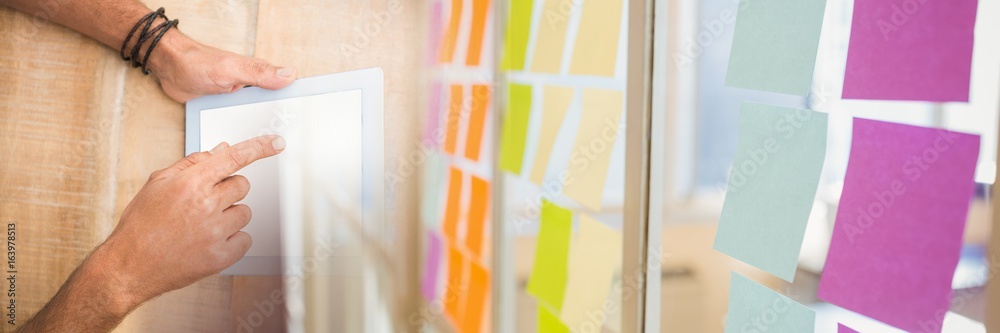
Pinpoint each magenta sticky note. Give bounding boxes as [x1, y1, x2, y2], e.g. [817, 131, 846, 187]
[839, 323, 859, 333]
[818, 118, 979, 333]
[842, 0, 977, 102]
[421, 231, 443, 300]
[423, 81, 444, 146]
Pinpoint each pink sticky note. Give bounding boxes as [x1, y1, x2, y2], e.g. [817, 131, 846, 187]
[423, 81, 444, 146]
[842, 0, 977, 102]
[839, 323, 859, 333]
[421, 231, 443, 300]
[818, 118, 980, 333]
[427, 1, 443, 66]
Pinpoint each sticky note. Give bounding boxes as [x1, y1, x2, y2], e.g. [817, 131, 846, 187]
[421, 152, 448, 229]
[713, 102, 828, 282]
[725, 0, 827, 95]
[501, 0, 534, 71]
[818, 119, 980, 333]
[466, 0, 492, 66]
[422, 80, 443, 146]
[839, 323, 859, 333]
[562, 88, 623, 211]
[527, 200, 572, 311]
[466, 175, 490, 258]
[427, 1, 443, 65]
[569, 0, 624, 77]
[445, 244, 467, 321]
[530, 86, 573, 185]
[725, 272, 815, 333]
[531, 0, 572, 73]
[444, 85, 464, 155]
[539, 305, 570, 333]
[842, 0, 977, 102]
[439, 0, 464, 64]
[559, 214, 621, 331]
[465, 85, 490, 162]
[462, 260, 491, 333]
[499, 84, 532, 174]
[421, 231, 443, 300]
[442, 167, 464, 242]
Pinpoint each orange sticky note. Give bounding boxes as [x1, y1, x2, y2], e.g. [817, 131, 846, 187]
[464, 85, 490, 162]
[466, 0, 491, 66]
[444, 85, 464, 155]
[466, 175, 490, 257]
[442, 167, 463, 242]
[439, 0, 464, 64]
[445, 245, 467, 322]
[462, 260, 491, 333]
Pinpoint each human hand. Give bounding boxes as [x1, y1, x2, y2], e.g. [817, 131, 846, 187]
[92, 135, 285, 308]
[146, 31, 298, 103]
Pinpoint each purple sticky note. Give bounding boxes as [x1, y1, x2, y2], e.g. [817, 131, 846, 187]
[842, 0, 977, 102]
[421, 231, 443, 300]
[818, 118, 979, 333]
[839, 323, 860, 333]
[423, 81, 444, 146]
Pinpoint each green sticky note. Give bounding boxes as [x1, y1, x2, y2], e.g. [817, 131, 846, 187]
[527, 200, 572, 311]
[500, 0, 534, 71]
[725, 0, 827, 95]
[538, 305, 570, 333]
[725, 272, 815, 333]
[499, 84, 533, 174]
[713, 102, 827, 282]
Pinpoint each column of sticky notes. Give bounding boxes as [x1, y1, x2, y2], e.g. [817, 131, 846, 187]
[419, 1, 495, 332]
[714, 0, 981, 332]
[496, 0, 629, 332]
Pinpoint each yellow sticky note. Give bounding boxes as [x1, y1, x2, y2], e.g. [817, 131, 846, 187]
[559, 214, 622, 331]
[529, 86, 573, 185]
[562, 89, 623, 211]
[530, 0, 572, 73]
[538, 305, 570, 333]
[500, 0, 535, 70]
[569, 0, 624, 76]
[527, 200, 572, 311]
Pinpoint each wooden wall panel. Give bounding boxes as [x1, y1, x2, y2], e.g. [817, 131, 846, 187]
[0, 7, 123, 333]
[253, 0, 422, 331]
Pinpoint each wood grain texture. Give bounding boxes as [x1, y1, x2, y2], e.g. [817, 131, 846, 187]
[989, 114, 1000, 332]
[253, 0, 422, 331]
[0, 6, 123, 333]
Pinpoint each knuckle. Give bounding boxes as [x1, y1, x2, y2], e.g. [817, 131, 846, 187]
[235, 175, 251, 194]
[226, 150, 249, 169]
[242, 60, 270, 76]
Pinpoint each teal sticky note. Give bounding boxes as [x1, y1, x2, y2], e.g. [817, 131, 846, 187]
[725, 272, 815, 333]
[713, 102, 827, 282]
[725, 0, 828, 95]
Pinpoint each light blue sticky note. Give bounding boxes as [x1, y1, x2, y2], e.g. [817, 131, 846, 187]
[420, 151, 448, 229]
[725, 0, 828, 95]
[725, 272, 815, 333]
[713, 102, 827, 282]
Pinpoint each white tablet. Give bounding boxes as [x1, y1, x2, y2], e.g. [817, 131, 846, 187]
[185, 68, 384, 275]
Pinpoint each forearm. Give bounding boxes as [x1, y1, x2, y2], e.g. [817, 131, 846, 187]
[16, 246, 140, 333]
[0, 0, 193, 76]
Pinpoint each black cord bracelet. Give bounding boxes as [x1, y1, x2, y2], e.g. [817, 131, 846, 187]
[119, 7, 179, 75]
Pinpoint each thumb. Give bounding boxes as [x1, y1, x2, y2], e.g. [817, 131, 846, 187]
[229, 57, 297, 90]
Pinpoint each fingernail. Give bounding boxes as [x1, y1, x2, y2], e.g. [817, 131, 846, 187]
[272, 137, 286, 151]
[277, 67, 294, 78]
[211, 142, 229, 154]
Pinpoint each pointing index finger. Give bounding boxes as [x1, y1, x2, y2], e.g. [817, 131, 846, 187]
[196, 135, 285, 183]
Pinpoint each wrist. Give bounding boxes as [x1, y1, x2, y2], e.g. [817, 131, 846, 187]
[75, 243, 144, 319]
[146, 28, 195, 79]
